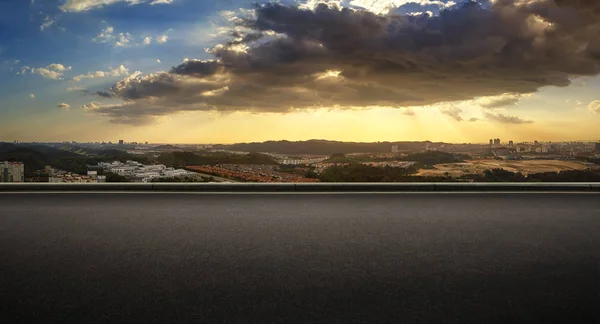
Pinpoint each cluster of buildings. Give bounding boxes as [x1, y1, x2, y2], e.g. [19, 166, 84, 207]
[1, 161, 24, 183]
[361, 161, 416, 168]
[97, 161, 196, 182]
[279, 157, 328, 165]
[500, 142, 597, 158]
[486, 138, 600, 158]
[312, 162, 351, 174]
[48, 169, 106, 183]
[188, 164, 318, 183]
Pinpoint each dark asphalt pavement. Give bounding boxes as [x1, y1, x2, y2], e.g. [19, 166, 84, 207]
[1, 193, 599, 323]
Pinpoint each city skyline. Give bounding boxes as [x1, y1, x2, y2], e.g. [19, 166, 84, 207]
[2, 0, 600, 143]
[3, 137, 600, 146]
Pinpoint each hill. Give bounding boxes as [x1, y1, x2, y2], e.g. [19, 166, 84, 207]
[213, 140, 433, 155]
[0, 143, 149, 176]
[157, 151, 278, 167]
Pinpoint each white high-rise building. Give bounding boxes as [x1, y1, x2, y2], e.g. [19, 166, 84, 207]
[1, 161, 25, 183]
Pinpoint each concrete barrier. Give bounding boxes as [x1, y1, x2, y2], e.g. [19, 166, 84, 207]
[294, 183, 436, 192]
[432, 182, 595, 192]
[152, 183, 296, 192]
[0, 182, 598, 192]
[0, 183, 152, 191]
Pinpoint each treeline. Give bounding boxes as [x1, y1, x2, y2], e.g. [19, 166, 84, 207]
[213, 140, 433, 155]
[400, 151, 468, 167]
[318, 164, 444, 182]
[323, 151, 466, 166]
[157, 152, 278, 167]
[474, 169, 600, 182]
[317, 164, 600, 183]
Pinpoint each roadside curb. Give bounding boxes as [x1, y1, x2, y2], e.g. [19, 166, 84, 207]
[0, 183, 598, 192]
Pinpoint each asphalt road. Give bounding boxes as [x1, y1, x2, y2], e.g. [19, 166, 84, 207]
[1, 193, 599, 323]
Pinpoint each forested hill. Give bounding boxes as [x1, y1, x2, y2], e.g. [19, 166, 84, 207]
[0, 143, 147, 176]
[213, 140, 436, 154]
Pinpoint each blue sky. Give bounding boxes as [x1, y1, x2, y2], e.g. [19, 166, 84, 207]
[1, 0, 600, 143]
[1, 0, 243, 128]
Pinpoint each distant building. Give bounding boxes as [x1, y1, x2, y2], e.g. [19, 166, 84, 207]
[489, 139, 493, 146]
[493, 138, 501, 145]
[118, 140, 124, 145]
[596, 143, 600, 153]
[391, 145, 399, 153]
[0, 161, 24, 183]
[509, 141, 514, 147]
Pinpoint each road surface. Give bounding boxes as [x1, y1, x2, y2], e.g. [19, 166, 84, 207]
[1, 192, 598, 323]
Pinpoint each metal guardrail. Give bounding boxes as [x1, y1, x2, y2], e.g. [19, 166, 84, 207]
[0, 183, 599, 192]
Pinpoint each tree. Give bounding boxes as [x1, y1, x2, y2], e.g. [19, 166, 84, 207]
[105, 172, 129, 182]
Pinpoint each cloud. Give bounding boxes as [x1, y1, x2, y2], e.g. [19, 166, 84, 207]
[96, 91, 113, 98]
[93, 1, 600, 124]
[67, 86, 87, 92]
[61, 0, 174, 12]
[40, 16, 56, 31]
[80, 101, 158, 125]
[19, 63, 72, 80]
[483, 112, 533, 124]
[93, 26, 133, 47]
[29, 93, 35, 99]
[156, 34, 168, 44]
[478, 93, 526, 109]
[81, 102, 101, 111]
[402, 109, 415, 116]
[300, 0, 455, 15]
[156, 59, 161, 63]
[468, 117, 480, 122]
[440, 106, 463, 122]
[565, 99, 584, 106]
[588, 100, 600, 113]
[72, 65, 130, 82]
[57, 103, 71, 111]
[95, 26, 171, 47]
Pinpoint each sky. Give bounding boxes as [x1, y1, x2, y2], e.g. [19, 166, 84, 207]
[1, 0, 600, 144]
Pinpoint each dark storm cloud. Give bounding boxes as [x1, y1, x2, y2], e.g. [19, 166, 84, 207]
[95, 91, 113, 98]
[94, 0, 600, 124]
[483, 111, 534, 124]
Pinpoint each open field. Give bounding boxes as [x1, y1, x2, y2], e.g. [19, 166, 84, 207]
[416, 159, 599, 177]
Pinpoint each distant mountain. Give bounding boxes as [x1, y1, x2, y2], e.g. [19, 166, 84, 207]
[213, 140, 435, 155]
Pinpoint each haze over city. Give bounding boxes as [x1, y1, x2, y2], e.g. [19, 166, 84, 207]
[2, 0, 600, 143]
